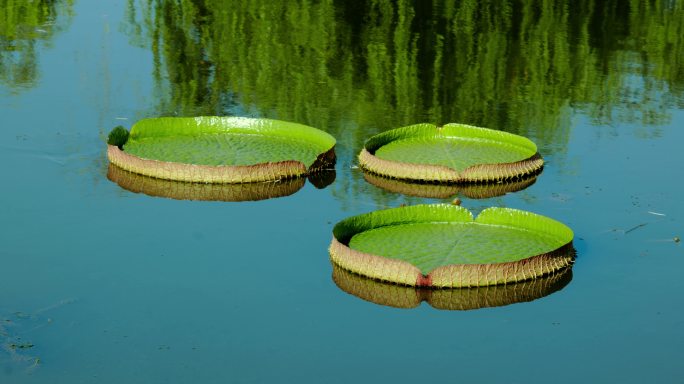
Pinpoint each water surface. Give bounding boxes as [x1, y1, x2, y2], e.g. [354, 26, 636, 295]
[1, 1, 683, 383]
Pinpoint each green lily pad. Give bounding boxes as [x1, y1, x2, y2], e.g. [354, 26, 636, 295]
[124, 133, 322, 167]
[107, 117, 336, 183]
[359, 123, 543, 183]
[332, 264, 573, 310]
[329, 204, 575, 288]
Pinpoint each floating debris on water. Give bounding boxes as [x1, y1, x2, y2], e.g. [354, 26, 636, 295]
[1, 298, 76, 371]
[8, 342, 34, 350]
[625, 223, 648, 234]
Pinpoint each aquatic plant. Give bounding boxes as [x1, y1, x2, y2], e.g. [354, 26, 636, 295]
[359, 123, 543, 183]
[121, 0, 684, 207]
[106, 117, 336, 183]
[330, 204, 575, 288]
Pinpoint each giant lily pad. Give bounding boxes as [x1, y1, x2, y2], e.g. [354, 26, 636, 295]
[107, 117, 336, 183]
[332, 264, 573, 310]
[329, 204, 575, 288]
[359, 123, 543, 183]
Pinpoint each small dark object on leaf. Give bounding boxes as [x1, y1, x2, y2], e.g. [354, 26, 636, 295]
[108, 126, 129, 149]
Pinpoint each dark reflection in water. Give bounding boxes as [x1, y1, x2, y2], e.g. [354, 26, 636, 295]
[0, 0, 74, 92]
[308, 169, 337, 190]
[332, 264, 573, 310]
[363, 171, 540, 199]
[122, 0, 684, 141]
[119, 0, 684, 206]
[107, 164, 335, 202]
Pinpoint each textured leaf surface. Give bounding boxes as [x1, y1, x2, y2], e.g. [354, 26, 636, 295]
[374, 136, 532, 172]
[124, 133, 323, 166]
[122, 116, 335, 168]
[333, 205, 574, 283]
[359, 123, 542, 182]
[349, 222, 566, 274]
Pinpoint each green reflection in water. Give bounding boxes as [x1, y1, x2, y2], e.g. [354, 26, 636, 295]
[0, 0, 74, 91]
[123, 0, 683, 206]
[125, 0, 683, 136]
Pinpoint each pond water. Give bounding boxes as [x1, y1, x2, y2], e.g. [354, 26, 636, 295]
[1, 1, 683, 383]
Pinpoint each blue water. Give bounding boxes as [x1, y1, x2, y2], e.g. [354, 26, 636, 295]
[1, 1, 683, 383]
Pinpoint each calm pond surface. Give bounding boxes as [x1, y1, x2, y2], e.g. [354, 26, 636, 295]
[1, 1, 683, 383]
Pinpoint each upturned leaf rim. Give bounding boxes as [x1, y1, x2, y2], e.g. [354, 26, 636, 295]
[358, 123, 544, 183]
[106, 116, 336, 183]
[329, 204, 575, 288]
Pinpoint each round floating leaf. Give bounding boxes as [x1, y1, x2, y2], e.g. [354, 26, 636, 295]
[329, 204, 575, 288]
[107, 117, 336, 183]
[332, 264, 573, 310]
[359, 123, 543, 183]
